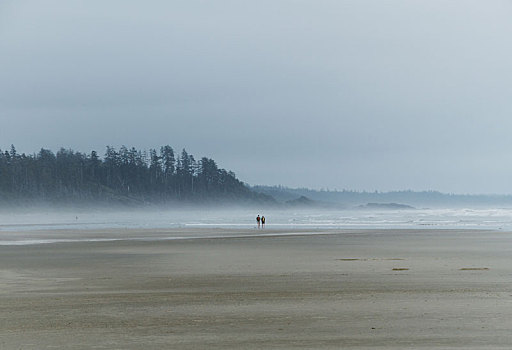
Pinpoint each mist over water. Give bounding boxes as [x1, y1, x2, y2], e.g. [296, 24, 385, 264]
[0, 207, 511, 246]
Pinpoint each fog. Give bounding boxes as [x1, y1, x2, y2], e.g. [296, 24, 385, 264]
[0, 206, 511, 245]
[1, 1, 512, 193]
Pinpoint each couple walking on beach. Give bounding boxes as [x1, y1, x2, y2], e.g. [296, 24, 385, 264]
[256, 215, 266, 228]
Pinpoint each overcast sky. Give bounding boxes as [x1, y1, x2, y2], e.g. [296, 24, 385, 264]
[1, 1, 512, 194]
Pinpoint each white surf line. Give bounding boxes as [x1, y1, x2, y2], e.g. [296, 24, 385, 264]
[0, 238, 124, 246]
[187, 223, 413, 228]
[0, 223, 125, 232]
[0, 221, 112, 228]
[0, 220, 495, 233]
[186, 222, 472, 228]
[0, 230, 343, 246]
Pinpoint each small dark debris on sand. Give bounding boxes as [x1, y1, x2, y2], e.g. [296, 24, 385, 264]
[336, 258, 405, 261]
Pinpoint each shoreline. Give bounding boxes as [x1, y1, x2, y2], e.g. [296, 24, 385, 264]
[0, 226, 500, 247]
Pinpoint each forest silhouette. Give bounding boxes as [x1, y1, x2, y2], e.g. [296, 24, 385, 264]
[0, 145, 272, 205]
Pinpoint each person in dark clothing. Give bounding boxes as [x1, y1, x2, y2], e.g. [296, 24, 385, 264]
[256, 215, 261, 228]
[261, 216, 266, 227]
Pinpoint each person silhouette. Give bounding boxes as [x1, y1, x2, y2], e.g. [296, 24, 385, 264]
[261, 216, 266, 227]
[256, 215, 261, 228]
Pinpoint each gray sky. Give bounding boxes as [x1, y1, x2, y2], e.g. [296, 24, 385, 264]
[1, 0, 512, 194]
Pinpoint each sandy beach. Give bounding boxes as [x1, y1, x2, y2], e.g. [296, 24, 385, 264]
[1, 227, 512, 349]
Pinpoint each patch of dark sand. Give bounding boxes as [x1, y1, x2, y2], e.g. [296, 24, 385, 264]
[336, 258, 405, 261]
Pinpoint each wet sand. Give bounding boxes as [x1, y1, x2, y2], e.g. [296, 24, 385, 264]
[1, 228, 512, 349]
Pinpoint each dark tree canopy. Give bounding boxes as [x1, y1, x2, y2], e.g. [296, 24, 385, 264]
[0, 145, 273, 205]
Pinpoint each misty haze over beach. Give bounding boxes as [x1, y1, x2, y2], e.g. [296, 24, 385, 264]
[2, 1, 512, 194]
[0, 206, 512, 246]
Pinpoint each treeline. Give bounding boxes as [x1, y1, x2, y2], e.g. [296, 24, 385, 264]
[0, 145, 272, 205]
